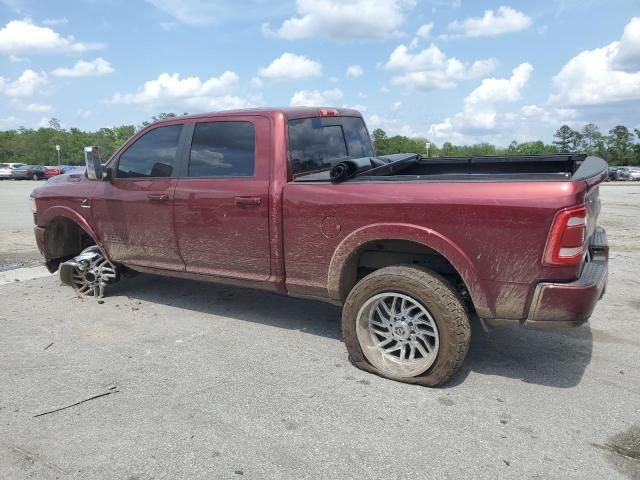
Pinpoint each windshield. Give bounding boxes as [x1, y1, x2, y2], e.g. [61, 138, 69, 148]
[288, 116, 374, 176]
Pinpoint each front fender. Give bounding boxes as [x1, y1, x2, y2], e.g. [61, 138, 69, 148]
[327, 223, 492, 318]
[38, 205, 109, 261]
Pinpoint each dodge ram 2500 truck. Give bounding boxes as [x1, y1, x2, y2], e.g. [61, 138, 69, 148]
[31, 107, 609, 386]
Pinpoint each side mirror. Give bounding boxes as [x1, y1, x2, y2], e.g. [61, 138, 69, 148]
[84, 146, 103, 180]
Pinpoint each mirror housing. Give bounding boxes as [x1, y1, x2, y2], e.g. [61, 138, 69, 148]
[84, 146, 103, 180]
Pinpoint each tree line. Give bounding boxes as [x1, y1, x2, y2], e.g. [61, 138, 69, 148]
[0, 113, 179, 166]
[373, 124, 640, 166]
[0, 114, 638, 166]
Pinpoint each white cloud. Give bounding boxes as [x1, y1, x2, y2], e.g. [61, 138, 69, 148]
[42, 17, 68, 26]
[343, 104, 368, 112]
[110, 71, 255, 111]
[448, 6, 532, 37]
[392, 101, 402, 110]
[465, 63, 532, 107]
[22, 103, 52, 112]
[550, 17, 640, 107]
[0, 19, 102, 55]
[34, 116, 54, 129]
[415, 22, 433, 39]
[346, 65, 364, 77]
[263, 0, 414, 40]
[518, 104, 577, 127]
[290, 88, 344, 106]
[259, 53, 322, 80]
[249, 76, 263, 89]
[76, 108, 92, 118]
[8, 54, 25, 62]
[368, 114, 420, 137]
[358, 92, 368, 99]
[147, 0, 283, 26]
[613, 17, 640, 72]
[0, 116, 19, 129]
[409, 23, 434, 49]
[384, 43, 497, 90]
[428, 63, 533, 141]
[0, 69, 48, 97]
[146, 0, 226, 25]
[52, 58, 114, 77]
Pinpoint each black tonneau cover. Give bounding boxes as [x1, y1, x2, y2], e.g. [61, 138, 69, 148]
[294, 153, 608, 184]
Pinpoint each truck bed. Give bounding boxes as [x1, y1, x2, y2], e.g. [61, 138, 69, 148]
[296, 154, 608, 184]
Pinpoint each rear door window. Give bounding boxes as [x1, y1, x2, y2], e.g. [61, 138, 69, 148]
[117, 124, 183, 178]
[188, 121, 255, 177]
[288, 117, 374, 175]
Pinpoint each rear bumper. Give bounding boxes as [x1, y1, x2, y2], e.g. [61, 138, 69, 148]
[524, 227, 608, 329]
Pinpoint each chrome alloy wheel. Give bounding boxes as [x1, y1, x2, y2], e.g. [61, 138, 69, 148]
[68, 249, 116, 297]
[356, 292, 440, 378]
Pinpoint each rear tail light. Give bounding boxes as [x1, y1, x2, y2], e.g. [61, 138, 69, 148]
[543, 205, 588, 266]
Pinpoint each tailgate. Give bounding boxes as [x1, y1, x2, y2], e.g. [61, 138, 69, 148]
[572, 156, 607, 257]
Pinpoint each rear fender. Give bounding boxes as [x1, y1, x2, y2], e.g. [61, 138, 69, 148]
[327, 223, 492, 317]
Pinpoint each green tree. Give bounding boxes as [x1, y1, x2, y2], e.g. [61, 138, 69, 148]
[553, 125, 581, 152]
[580, 123, 605, 155]
[371, 128, 389, 155]
[512, 140, 557, 154]
[606, 125, 634, 165]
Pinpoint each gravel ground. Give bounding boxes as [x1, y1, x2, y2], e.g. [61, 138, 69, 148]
[0, 179, 44, 271]
[0, 180, 639, 479]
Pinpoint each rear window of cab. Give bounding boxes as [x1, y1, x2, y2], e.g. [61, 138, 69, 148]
[288, 116, 374, 176]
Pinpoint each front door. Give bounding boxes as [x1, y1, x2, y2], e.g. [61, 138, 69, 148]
[92, 123, 186, 271]
[173, 117, 270, 281]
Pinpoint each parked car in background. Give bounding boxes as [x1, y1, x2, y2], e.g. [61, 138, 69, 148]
[616, 167, 632, 180]
[44, 166, 65, 178]
[11, 165, 46, 180]
[0, 163, 26, 179]
[629, 168, 640, 181]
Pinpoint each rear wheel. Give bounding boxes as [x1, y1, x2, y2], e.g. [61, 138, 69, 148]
[32, 173, 39, 181]
[342, 265, 470, 387]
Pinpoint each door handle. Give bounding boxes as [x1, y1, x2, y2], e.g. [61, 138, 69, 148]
[147, 193, 169, 202]
[234, 196, 261, 206]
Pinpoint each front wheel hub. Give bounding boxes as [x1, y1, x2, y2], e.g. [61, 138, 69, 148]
[59, 246, 117, 298]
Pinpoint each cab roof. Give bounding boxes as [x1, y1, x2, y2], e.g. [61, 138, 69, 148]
[152, 107, 363, 124]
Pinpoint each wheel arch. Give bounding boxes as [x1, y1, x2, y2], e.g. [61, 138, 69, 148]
[327, 223, 491, 317]
[39, 206, 108, 271]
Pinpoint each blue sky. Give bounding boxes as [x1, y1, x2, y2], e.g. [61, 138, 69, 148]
[0, 0, 639, 146]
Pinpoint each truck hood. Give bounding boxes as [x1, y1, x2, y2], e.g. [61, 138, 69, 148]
[45, 168, 87, 185]
[31, 168, 88, 199]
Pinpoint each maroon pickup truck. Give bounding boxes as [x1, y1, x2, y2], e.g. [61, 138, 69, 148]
[31, 107, 609, 386]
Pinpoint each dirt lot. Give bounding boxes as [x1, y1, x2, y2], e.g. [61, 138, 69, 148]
[0, 180, 639, 479]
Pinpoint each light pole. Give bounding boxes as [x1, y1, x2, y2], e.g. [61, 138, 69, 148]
[55, 144, 60, 170]
[425, 142, 431, 158]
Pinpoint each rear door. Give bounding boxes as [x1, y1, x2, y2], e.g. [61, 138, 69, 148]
[91, 123, 186, 271]
[173, 117, 271, 280]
